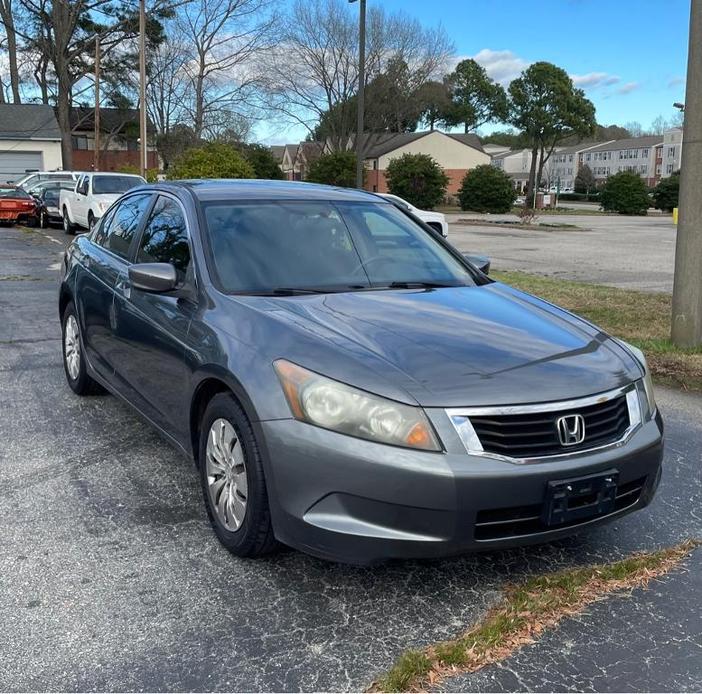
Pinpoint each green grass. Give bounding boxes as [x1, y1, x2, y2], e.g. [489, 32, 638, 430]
[493, 271, 702, 393]
[372, 541, 699, 692]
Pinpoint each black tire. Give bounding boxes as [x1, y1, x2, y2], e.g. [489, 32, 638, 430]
[61, 301, 103, 396]
[62, 208, 75, 235]
[88, 212, 95, 233]
[39, 210, 48, 229]
[198, 393, 278, 558]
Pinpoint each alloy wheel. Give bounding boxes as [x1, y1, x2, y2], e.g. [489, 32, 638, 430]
[64, 315, 81, 381]
[205, 418, 248, 531]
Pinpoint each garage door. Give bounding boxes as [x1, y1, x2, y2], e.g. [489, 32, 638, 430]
[0, 151, 43, 182]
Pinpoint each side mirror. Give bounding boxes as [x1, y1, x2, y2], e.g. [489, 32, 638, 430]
[128, 263, 178, 293]
[462, 253, 491, 275]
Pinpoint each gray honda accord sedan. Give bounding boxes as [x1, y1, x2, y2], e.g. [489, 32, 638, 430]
[59, 180, 663, 564]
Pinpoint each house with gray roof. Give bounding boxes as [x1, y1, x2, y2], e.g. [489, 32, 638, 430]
[0, 104, 63, 181]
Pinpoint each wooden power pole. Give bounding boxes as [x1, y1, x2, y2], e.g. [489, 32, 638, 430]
[94, 35, 100, 171]
[139, 0, 148, 178]
[672, 0, 702, 347]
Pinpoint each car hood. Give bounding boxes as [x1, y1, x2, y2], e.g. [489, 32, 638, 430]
[242, 283, 641, 408]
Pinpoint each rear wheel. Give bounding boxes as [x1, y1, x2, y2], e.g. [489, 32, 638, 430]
[62, 209, 75, 235]
[198, 393, 278, 558]
[39, 210, 48, 229]
[61, 301, 103, 395]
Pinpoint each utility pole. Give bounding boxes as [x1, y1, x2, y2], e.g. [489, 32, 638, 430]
[94, 36, 100, 172]
[672, 0, 702, 347]
[350, 0, 366, 189]
[139, 0, 148, 178]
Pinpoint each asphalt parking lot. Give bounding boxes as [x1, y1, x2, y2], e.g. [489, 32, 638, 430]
[1, 223, 700, 692]
[447, 211, 676, 293]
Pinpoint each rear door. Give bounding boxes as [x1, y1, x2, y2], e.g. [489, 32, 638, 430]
[75, 193, 153, 382]
[110, 194, 195, 437]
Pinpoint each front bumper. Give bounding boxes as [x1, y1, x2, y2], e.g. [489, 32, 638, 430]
[258, 410, 663, 564]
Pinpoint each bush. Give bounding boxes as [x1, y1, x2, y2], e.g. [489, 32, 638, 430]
[167, 142, 254, 180]
[458, 164, 516, 213]
[557, 192, 600, 202]
[238, 143, 285, 180]
[117, 164, 158, 183]
[653, 173, 680, 212]
[306, 150, 358, 188]
[385, 153, 448, 209]
[599, 171, 650, 215]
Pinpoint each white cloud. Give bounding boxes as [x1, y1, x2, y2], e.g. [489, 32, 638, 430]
[469, 49, 531, 85]
[571, 72, 620, 88]
[668, 76, 685, 88]
[616, 81, 640, 95]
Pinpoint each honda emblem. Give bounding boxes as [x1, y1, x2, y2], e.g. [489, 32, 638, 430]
[556, 414, 586, 446]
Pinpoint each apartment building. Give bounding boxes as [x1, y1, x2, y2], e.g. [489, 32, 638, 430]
[659, 128, 683, 177]
[579, 135, 662, 186]
[491, 148, 532, 191]
[546, 143, 605, 190]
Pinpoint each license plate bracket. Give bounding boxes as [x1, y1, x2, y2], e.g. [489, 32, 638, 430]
[542, 469, 619, 526]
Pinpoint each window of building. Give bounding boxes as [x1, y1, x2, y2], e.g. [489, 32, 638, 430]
[667, 163, 674, 174]
[643, 148, 649, 157]
[668, 146, 676, 157]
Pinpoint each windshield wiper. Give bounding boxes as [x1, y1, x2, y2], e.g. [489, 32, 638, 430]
[384, 281, 462, 289]
[266, 287, 327, 296]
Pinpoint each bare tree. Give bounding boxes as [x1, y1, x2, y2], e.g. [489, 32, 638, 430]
[178, 0, 277, 139]
[0, 0, 23, 102]
[145, 35, 190, 134]
[264, 0, 453, 149]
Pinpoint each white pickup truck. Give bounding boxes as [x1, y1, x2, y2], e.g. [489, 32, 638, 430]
[61, 172, 146, 234]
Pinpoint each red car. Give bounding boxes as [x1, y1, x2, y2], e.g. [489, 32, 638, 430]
[0, 185, 38, 225]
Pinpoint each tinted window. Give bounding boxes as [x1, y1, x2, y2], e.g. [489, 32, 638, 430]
[0, 186, 31, 199]
[92, 175, 144, 195]
[202, 201, 475, 293]
[93, 194, 152, 259]
[137, 196, 190, 275]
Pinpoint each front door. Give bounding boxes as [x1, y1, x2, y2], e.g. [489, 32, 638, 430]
[111, 194, 195, 439]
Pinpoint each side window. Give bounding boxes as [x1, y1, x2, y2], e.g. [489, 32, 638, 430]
[93, 194, 152, 259]
[136, 196, 190, 276]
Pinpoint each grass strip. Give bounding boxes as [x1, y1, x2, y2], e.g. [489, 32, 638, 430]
[372, 540, 699, 692]
[493, 271, 702, 393]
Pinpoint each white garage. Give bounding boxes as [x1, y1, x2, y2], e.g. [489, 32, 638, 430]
[0, 104, 63, 182]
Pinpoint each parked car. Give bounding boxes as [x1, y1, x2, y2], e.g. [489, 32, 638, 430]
[0, 185, 38, 225]
[60, 172, 146, 233]
[14, 170, 80, 189]
[59, 180, 662, 565]
[378, 193, 449, 237]
[29, 181, 74, 228]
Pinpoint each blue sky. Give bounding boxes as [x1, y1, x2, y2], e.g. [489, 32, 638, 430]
[261, 0, 690, 142]
[378, 0, 689, 129]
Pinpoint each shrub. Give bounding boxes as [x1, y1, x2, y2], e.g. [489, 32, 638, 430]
[306, 150, 358, 188]
[599, 171, 650, 215]
[238, 143, 285, 180]
[167, 142, 254, 180]
[117, 164, 158, 183]
[458, 164, 516, 213]
[385, 153, 448, 209]
[653, 172, 680, 212]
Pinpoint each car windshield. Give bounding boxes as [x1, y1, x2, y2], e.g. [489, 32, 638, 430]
[0, 187, 31, 199]
[92, 175, 144, 194]
[202, 200, 476, 294]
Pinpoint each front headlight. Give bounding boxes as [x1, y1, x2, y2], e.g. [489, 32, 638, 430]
[274, 360, 441, 451]
[619, 341, 656, 417]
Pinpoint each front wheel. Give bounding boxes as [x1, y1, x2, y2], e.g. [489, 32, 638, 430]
[198, 393, 278, 558]
[88, 212, 96, 233]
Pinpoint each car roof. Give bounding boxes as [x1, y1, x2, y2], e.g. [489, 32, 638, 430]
[145, 179, 390, 203]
